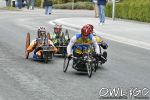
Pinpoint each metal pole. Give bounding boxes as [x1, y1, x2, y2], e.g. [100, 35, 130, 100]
[72, 0, 74, 10]
[112, 0, 115, 20]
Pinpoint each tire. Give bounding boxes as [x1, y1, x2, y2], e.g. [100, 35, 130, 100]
[49, 52, 53, 60]
[99, 46, 102, 54]
[94, 61, 98, 72]
[43, 54, 48, 63]
[65, 29, 70, 41]
[65, 29, 69, 38]
[86, 62, 92, 78]
[44, 56, 48, 63]
[62, 47, 67, 57]
[25, 33, 30, 59]
[63, 56, 70, 72]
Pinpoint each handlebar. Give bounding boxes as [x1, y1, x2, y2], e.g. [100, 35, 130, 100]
[67, 54, 89, 60]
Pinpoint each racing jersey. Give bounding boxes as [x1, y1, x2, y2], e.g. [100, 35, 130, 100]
[94, 35, 103, 43]
[51, 32, 69, 45]
[67, 34, 100, 55]
[51, 32, 62, 44]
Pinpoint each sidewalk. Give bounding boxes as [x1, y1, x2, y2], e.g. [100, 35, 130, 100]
[50, 17, 150, 50]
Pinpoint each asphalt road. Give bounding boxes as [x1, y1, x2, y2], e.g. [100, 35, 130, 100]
[0, 9, 150, 100]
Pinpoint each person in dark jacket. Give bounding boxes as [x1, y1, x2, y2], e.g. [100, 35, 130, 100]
[30, 0, 35, 9]
[97, 0, 107, 25]
[26, 0, 31, 9]
[17, 0, 23, 9]
[44, 0, 53, 15]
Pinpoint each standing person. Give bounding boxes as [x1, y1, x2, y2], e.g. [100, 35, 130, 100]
[17, 0, 22, 9]
[12, 0, 15, 7]
[30, 0, 34, 9]
[22, 0, 26, 7]
[97, 0, 107, 25]
[44, 0, 53, 15]
[5, 0, 11, 6]
[93, 0, 98, 18]
[5, 0, 9, 6]
[26, 0, 30, 9]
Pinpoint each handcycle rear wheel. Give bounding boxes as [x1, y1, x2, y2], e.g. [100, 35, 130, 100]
[63, 56, 70, 72]
[47, 33, 51, 40]
[94, 61, 98, 72]
[65, 29, 70, 39]
[25, 33, 30, 59]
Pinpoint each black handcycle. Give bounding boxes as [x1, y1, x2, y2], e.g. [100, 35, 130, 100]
[54, 29, 70, 57]
[63, 44, 98, 78]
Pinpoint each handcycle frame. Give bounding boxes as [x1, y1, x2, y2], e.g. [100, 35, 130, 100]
[63, 44, 97, 78]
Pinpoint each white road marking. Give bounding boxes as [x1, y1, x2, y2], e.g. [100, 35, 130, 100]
[49, 20, 79, 32]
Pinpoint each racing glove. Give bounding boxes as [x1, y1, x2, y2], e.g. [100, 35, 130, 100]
[67, 54, 72, 60]
[34, 46, 42, 54]
[98, 51, 107, 63]
[101, 41, 108, 49]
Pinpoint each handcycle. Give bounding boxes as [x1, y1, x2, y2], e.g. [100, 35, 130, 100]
[25, 33, 55, 63]
[54, 29, 70, 57]
[63, 44, 98, 78]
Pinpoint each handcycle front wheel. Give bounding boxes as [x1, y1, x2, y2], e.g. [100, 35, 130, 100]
[86, 62, 93, 78]
[63, 56, 70, 72]
[43, 53, 48, 63]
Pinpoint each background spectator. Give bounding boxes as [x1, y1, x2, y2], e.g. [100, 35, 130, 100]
[26, 0, 30, 9]
[97, 0, 107, 25]
[44, 0, 53, 15]
[5, 0, 11, 6]
[17, 0, 22, 9]
[12, 0, 15, 7]
[5, 0, 9, 6]
[30, 0, 35, 9]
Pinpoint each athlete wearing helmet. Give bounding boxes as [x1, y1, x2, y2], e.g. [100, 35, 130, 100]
[86, 24, 108, 48]
[27, 27, 57, 58]
[37, 27, 47, 38]
[51, 24, 69, 46]
[67, 24, 100, 59]
[54, 24, 62, 35]
[50, 24, 62, 44]
[86, 24, 108, 63]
